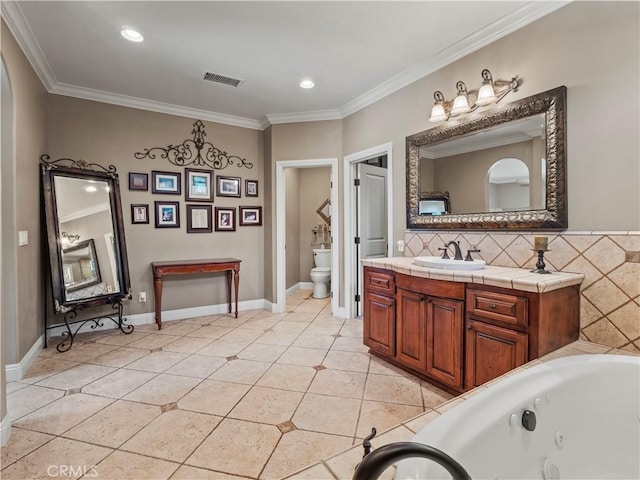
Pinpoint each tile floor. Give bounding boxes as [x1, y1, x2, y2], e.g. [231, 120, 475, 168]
[2, 290, 453, 480]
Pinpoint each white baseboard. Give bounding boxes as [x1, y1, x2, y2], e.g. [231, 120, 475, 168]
[5, 334, 44, 382]
[332, 306, 348, 319]
[0, 414, 11, 446]
[286, 282, 313, 296]
[45, 299, 269, 339]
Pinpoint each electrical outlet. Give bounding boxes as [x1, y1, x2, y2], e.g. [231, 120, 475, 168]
[138, 292, 147, 303]
[396, 240, 405, 253]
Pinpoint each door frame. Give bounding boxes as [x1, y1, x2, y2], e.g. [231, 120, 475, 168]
[343, 142, 393, 319]
[275, 158, 339, 315]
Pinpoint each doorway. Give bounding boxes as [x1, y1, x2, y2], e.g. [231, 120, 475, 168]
[344, 142, 393, 318]
[275, 159, 339, 315]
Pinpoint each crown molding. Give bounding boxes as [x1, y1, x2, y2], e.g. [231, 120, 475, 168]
[339, 1, 571, 119]
[265, 109, 342, 126]
[51, 82, 264, 130]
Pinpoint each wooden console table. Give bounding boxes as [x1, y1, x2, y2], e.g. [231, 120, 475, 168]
[151, 258, 241, 329]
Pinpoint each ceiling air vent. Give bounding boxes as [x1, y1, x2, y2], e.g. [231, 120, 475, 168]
[203, 72, 243, 88]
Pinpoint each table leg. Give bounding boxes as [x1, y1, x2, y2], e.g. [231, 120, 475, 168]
[153, 275, 163, 330]
[234, 269, 240, 318]
[226, 270, 232, 314]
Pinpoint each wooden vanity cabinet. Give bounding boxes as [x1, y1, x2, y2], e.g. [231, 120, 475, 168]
[363, 266, 581, 394]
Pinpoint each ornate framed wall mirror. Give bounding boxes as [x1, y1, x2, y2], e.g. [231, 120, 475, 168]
[41, 155, 133, 351]
[406, 86, 567, 229]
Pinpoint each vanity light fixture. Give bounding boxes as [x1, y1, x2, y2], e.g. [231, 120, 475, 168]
[300, 79, 315, 89]
[429, 69, 519, 123]
[84, 185, 98, 193]
[121, 27, 144, 43]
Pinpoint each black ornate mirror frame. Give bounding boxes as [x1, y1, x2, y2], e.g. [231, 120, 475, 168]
[41, 155, 133, 351]
[406, 86, 567, 230]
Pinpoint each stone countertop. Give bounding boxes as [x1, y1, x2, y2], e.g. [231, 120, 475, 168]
[362, 257, 584, 293]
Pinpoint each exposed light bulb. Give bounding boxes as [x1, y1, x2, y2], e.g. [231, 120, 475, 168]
[300, 79, 315, 89]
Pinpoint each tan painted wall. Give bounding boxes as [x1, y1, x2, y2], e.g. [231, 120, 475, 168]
[343, 1, 640, 235]
[262, 126, 274, 303]
[47, 95, 264, 316]
[299, 168, 331, 282]
[284, 168, 300, 289]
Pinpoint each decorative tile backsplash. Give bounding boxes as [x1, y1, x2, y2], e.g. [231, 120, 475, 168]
[404, 231, 640, 352]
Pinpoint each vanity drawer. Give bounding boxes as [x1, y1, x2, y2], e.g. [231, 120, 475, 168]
[365, 269, 395, 297]
[467, 289, 528, 327]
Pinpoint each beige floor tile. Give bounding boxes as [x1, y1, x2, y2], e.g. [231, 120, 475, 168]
[81, 368, 157, 398]
[209, 359, 271, 384]
[162, 335, 214, 354]
[186, 418, 281, 478]
[257, 364, 317, 392]
[21, 357, 80, 384]
[219, 327, 265, 343]
[339, 325, 363, 338]
[178, 380, 251, 416]
[404, 409, 441, 433]
[126, 333, 182, 350]
[14, 393, 114, 435]
[228, 386, 303, 425]
[330, 336, 370, 353]
[47, 343, 118, 363]
[281, 463, 336, 479]
[211, 316, 251, 328]
[93, 330, 150, 347]
[322, 350, 370, 373]
[355, 400, 423, 438]
[123, 373, 201, 405]
[282, 313, 317, 323]
[368, 357, 407, 376]
[182, 315, 219, 326]
[421, 383, 454, 409]
[364, 374, 423, 406]
[292, 333, 335, 349]
[171, 465, 252, 479]
[0, 427, 54, 468]
[155, 321, 203, 336]
[237, 342, 287, 362]
[121, 409, 221, 462]
[255, 330, 300, 346]
[35, 363, 116, 390]
[7, 385, 66, 421]
[186, 325, 234, 339]
[271, 321, 309, 334]
[292, 394, 361, 436]
[277, 346, 329, 367]
[5, 381, 28, 394]
[197, 340, 253, 357]
[93, 450, 179, 479]
[125, 350, 189, 373]
[239, 316, 283, 330]
[308, 369, 366, 399]
[260, 430, 352, 480]
[293, 302, 326, 314]
[165, 354, 227, 378]
[87, 346, 151, 368]
[304, 323, 341, 336]
[64, 399, 161, 448]
[0, 437, 111, 480]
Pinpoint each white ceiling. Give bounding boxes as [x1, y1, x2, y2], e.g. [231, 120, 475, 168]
[2, 1, 568, 129]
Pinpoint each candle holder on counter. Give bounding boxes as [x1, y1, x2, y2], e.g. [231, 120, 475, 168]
[531, 248, 551, 274]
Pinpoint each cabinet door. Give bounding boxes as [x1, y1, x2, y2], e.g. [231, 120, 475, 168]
[465, 319, 528, 389]
[396, 288, 427, 371]
[426, 297, 464, 389]
[364, 292, 395, 356]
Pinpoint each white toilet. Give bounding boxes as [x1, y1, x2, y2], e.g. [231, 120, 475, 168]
[310, 248, 331, 299]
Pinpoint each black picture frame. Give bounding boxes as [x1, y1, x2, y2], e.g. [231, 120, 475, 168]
[129, 172, 148, 191]
[215, 207, 236, 231]
[154, 201, 180, 228]
[152, 171, 181, 195]
[185, 168, 214, 202]
[216, 175, 241, 198]
[245, 180, 258, 197]
[131, 204, 149, 224]
[186, 204, 213, 233]
[239, 206, 262, 226]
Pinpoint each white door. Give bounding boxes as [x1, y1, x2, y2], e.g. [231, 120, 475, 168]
[356, 163, 388, 315]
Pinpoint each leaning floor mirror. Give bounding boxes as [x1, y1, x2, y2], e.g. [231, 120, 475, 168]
[41, 155, 133, 351]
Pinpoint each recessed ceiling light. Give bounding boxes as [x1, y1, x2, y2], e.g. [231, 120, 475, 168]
[300, 79, 315, 89]
[121, 28, 144, 43]
[84, 186, 97, 193]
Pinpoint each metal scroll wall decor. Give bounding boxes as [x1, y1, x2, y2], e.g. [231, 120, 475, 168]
[134, 120, 254, 170]
[41, 155, 134, 352]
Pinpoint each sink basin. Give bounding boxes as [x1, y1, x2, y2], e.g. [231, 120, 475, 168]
[413, 256, 486, 271]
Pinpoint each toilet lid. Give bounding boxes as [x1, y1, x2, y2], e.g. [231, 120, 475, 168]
[311, 267, 331, 273]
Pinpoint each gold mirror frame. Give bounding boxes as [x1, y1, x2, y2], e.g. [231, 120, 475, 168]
[406, 86, 567, 230]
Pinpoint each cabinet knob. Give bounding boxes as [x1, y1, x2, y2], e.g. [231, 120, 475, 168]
[489, 303, 497, 309]
[467, 325, 473, 331]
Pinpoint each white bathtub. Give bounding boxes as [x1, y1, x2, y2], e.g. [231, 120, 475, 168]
[395, 355, 640, 480]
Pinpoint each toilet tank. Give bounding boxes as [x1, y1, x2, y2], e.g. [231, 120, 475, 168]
[313, 248, 331, 268]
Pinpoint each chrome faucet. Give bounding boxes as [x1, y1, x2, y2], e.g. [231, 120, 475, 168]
[352, 441, 471, 480]
[443, 241, 464, 260]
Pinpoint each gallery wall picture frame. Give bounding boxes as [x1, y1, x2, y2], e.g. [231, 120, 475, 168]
[129, 172, 149, 191]
[185, 168, 214, 202]
[216, 175, 241, 198]
[152, 171, 181, 195]
[215, 207, 236, 231]
[245, 180, 258, 197]
[154, 201, 180, 228]
[186, 204, 213, 233]
[131, 204, 149, 224]
[239, 206, 262, 226]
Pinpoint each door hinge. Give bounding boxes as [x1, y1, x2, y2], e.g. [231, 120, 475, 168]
[355, 294, 361, 302]
[354, 237, 360, 244]
[354, 178, 360, 186]
[330, 291, 333, 299]
[330, 181, 333, 188]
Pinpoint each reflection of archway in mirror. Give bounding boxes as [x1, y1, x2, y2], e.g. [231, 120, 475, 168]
[486, 157, 530, 212]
